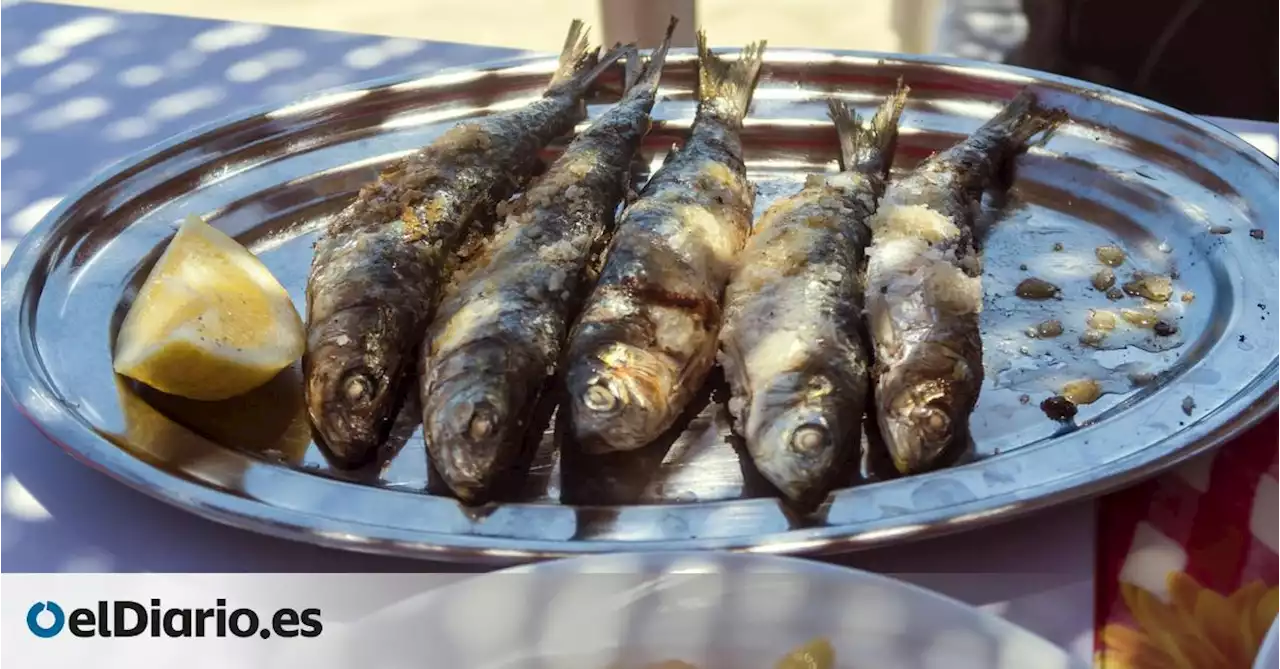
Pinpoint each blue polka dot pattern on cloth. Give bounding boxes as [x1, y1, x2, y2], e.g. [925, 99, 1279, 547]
[0, 1, 526, 264]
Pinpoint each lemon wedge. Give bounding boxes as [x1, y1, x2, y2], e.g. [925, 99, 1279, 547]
[775, 637, 835, 669]
[113, 215, 304, 401]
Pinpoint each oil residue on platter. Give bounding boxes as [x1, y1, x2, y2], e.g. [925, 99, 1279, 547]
[1015, 277, 1061, 299]
[1061, 378, 1103, 405]
[1085, 309, 1117, 331]
[1026, 319, 1064, 338]
[975, 192, 1199, 451]
[1091, 267, 1116, 291]
[1122, 272, 1175, 302]
[994, 357, 1151, 398]
[983, 223, 1191, 372]
[1095, 244, 1126, 266]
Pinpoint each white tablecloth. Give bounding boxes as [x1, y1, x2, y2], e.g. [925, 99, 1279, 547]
[2, 4, 1276, 664]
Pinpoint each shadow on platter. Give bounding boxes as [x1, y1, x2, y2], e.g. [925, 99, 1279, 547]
[559, 369, 775, 507]
[119, 365, 311, 468]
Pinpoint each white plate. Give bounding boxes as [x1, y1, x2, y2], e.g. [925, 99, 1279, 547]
[279, 552, 1084, 669]
[1255, 615, 1279, 669]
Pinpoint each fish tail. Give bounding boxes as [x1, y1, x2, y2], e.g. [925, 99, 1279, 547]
[695, 31, 767, 125]
[620, 45, 644, 94]
[547, 19, 596, 91]
[545, 20, 629, 98]
[624, 16, 677, 95]
[826, 99, 862, 173]
[981, 88, 1068, 149]
[831, 78, 909, 177]
[929, 87, 1067, 190]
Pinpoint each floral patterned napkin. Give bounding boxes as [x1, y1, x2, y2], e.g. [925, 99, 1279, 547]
[1096, 413, 1278, 668]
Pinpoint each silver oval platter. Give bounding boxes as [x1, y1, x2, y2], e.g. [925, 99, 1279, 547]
[3, 49, 1277, 563]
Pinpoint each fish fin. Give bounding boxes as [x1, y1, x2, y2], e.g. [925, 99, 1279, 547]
[849, 78, 909, 177]
[695, 31, 767, 125]
[546, 21, 630, 98]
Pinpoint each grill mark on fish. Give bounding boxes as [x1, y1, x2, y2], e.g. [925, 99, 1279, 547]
[303, 20, 626, 468]
[617, 276, 721, 322]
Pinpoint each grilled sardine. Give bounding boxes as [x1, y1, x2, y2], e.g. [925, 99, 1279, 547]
[563, 32, 767, 454]
[420, 24, 676, 503]
[304, 21, 624, 467]
[865, 89, 1066, 474]
[719, 86, 908, 506]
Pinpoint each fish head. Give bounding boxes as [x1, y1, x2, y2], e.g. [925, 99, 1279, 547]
[422, 339, 540, 503]
[877, 344, 978, 475]
[567, 342, 680, 453]
[745, 366, 863, 506]
[304, 306, 410, 467]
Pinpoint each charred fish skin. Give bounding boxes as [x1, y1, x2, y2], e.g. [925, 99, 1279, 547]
[866, 89, 1066, 475]
[421, 24, 678, 504]
[719, 86, 908, 507]
[564, 32, 767, 454]
[304, 20, 625, 468]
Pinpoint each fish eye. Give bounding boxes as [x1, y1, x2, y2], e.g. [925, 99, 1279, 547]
[912, 405, 951, 442]
[582, 381, 621, 413]
[467, 401, 500, 441]
[790, 424, 830, 453]
[341, 370, 377, 403]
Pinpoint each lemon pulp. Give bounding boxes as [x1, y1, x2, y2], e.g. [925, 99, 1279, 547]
[113, 215, 304, 401]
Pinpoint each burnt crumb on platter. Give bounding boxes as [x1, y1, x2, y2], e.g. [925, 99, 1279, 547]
[1040, 395, 1078, 422]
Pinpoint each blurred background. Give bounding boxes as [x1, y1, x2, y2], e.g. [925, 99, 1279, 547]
[51, 0, 1276, 121]
[52, 0, 929, 53]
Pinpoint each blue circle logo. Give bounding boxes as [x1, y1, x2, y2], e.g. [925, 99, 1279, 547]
[27, 602, 65, 638]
